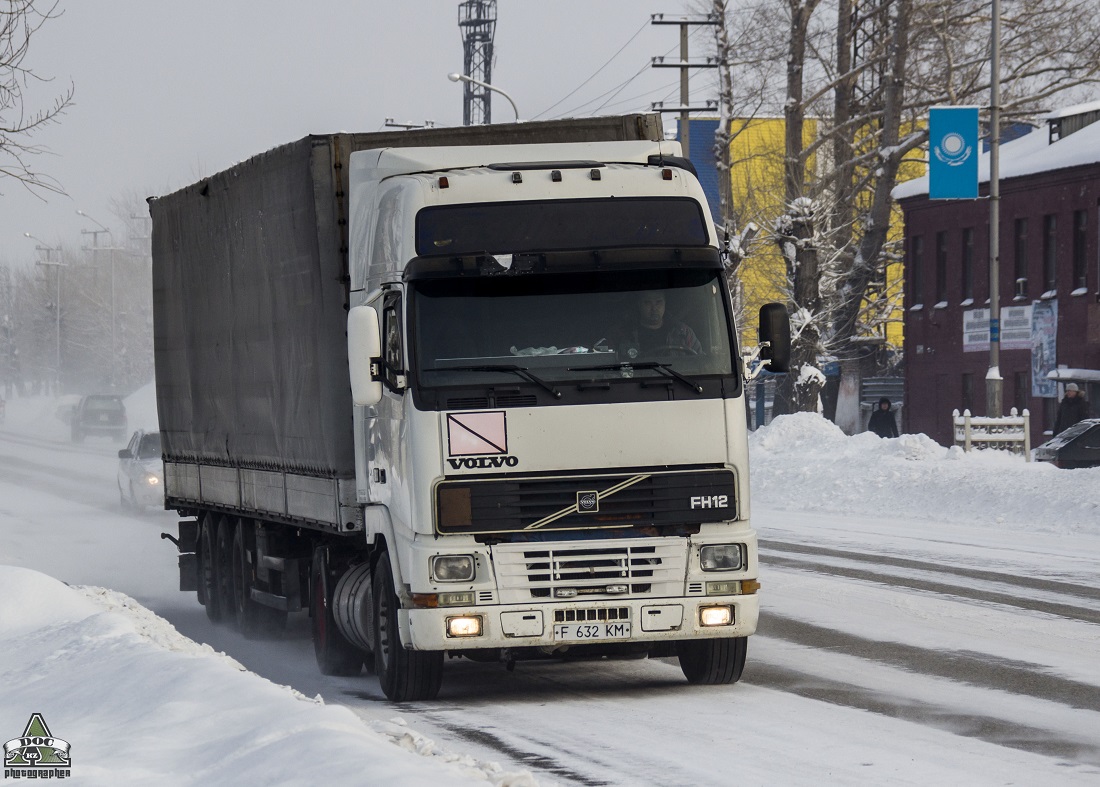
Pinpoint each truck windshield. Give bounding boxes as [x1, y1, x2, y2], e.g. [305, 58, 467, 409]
[411, 268, 736, 398]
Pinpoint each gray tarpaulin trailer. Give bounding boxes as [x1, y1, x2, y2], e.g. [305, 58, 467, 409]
[150, 114, 664, 533]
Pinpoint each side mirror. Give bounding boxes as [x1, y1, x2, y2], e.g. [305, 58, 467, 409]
[118, 448, 132, 459]
[758, 303, 791, 374]
[348, 305, 383, 407]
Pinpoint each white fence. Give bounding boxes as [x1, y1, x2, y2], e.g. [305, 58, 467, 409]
[951, 408, 1031, 460]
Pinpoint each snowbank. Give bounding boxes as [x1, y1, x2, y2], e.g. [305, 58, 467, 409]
[750, 413, 1100, 534]
[0, 566, 530, 786]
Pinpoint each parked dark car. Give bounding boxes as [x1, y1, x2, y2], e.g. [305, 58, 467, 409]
[1033, 419, 1100, 469]
[71, 394, 128, 443]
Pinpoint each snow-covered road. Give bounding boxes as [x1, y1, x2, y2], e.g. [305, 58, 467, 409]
[3, 395, 1100, 785]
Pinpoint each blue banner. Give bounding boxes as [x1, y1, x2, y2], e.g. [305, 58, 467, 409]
[929, 107, 979, 199]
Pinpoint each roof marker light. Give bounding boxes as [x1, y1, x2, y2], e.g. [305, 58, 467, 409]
[551, 170, 562, 182]
[590, 169, 602, 181]
[512, 172, 523, 184]
[438, 176, 449, 189]
[662, 168, 673, 181]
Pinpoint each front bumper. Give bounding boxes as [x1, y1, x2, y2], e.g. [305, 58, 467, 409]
[404, 593, 759, 651]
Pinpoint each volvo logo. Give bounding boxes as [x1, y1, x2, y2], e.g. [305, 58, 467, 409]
[577, 491, 599, 512]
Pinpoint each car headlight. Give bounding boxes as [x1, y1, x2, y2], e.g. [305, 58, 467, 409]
[699, 544, 743, 572]
[431, 554, 475, 582]
[146, 475, 161, 486]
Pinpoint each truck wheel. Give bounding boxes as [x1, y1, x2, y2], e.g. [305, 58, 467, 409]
[215, 516, 236, 625]
[677, 636, 747, 685]
[199, 514, 221, 621]
[231, 520, 268, 638]
[310, 549, 364, 676]
[373, 554, 443, 701]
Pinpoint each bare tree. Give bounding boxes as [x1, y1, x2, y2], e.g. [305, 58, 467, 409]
[1, 0, 73, 196]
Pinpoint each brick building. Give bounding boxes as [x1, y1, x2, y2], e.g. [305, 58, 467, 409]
[895, 103, 1100, 446]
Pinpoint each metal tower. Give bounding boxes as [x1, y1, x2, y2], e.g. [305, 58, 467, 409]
[458, 0, 497, 125]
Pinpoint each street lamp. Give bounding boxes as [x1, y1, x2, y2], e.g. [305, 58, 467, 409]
[448, 72, 520, 122]
[24, 233, 65, 395]
[76, 209, 117, 389]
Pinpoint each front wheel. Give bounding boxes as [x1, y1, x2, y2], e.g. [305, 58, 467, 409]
[373, 554, 443, 701]
[677, 636, 747, 685]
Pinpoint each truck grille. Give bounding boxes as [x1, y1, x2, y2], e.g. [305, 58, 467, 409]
[492, 538, 689, 602]
[436, 468, 736, 536]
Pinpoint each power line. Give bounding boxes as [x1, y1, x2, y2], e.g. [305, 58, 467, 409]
[531, 19, 650, 121]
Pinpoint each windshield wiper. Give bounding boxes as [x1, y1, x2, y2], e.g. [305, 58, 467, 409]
[569, 361, 704, 395]
[432, 364, 562, 399]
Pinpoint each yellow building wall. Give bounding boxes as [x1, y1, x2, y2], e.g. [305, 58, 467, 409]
[724, 117, 920, 351]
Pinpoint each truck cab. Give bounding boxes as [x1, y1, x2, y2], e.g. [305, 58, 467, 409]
[338, 141, 788, 699]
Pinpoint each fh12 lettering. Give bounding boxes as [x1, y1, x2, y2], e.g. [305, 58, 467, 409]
[690, 494, 729, 510]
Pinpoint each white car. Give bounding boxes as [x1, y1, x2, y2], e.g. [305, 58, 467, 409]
[118, 430, 164, 509]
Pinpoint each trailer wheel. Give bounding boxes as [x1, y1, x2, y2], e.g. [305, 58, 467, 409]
[310, 549, 364, 676]
[215, 516, 236, 625]
[198, 514, 221, 621]
[373, 554, 443, 701]
[231, 520, 268, 638]
[677, 636, 747, 685]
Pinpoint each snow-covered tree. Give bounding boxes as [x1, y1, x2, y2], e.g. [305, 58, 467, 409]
[708, 0, 1100, 415]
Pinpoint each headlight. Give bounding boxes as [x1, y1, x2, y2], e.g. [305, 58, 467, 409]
[699, 544, 743, 572]
[431, 554, 475, 582]
[146, 475, 161, 486]
[446, 615, 483, 637]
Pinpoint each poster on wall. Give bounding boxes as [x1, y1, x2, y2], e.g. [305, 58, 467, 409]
[1031, 300, 1058, 398]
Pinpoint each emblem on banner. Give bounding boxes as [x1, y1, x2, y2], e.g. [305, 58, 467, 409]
[934, 132, 972, 166]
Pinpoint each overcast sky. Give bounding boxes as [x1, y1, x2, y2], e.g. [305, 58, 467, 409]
[2, 0, 722, 267]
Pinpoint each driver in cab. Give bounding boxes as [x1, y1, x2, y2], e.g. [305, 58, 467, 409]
[611, 291, 702, 359]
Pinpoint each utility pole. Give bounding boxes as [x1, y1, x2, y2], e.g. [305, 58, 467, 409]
[77, 210, 117, 390]
[25, 234, 65, 395]
[650, 13, 719, 159]
[987, 0, 1003, 417]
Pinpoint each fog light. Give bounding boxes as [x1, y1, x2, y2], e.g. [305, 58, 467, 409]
[699, 544, 743, 572]
[699, 605, 733, 627]
[431, 554, 475, 582]
[446, 615, 483, 638]
[147, 475, 160, 486]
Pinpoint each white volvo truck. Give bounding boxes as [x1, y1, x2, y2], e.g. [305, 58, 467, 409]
[154, 115, 789, 701]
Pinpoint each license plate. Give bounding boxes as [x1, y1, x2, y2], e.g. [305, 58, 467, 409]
[553, 621, 632, 641]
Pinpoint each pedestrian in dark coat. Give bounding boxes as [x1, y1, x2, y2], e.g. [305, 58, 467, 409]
[868, 397, 900, 438]
[1054, 383, 1090, 435]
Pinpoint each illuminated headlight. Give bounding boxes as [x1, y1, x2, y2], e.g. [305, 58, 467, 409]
[431, 554, 475, 582]
[146, 475, 161, 486]
[699, 605, 733, 627]
[446, 615, 483, 638]
[699, 544, 743, 572]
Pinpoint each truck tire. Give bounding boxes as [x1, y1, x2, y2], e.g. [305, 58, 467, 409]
[231, 520, 268, 638]
[311, 549, 364, 676]
[215, 516, 236, 625]
[199, 514, 221, 621]
[677, 636, 747, 685]
[373, 554, 443, 701]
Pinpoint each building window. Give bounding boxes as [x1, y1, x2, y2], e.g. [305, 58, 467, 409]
[1042, 214, 1057, 293]
[1073, 209, 1088, 291]
[934, 231, 948, 305]
[1013, 371, 1029, 414]
[1014, 218, 1029, 299]
[961, 228, 975, 302]
[961, 372, 974, 413]
[910, 235, 924, 307]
